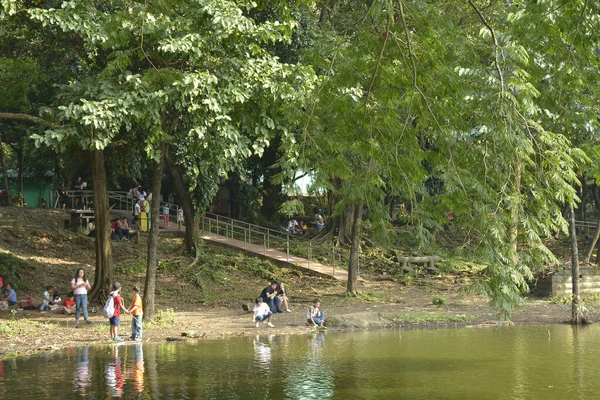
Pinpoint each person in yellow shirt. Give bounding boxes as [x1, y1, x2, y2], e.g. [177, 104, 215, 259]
[127, 286, 143, 341]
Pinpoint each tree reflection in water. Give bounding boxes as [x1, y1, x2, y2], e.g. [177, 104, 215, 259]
[284, 333, 335, 399]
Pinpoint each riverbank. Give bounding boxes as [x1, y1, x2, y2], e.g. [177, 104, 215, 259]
[0, 287, 590, 359]
[0, 207, 597, 358]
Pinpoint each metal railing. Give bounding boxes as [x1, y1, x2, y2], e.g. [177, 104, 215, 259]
[57, 189, 181, 215]
[200, 211, 317, 266]
[575, 220, 598, 237]
[199, 212, 356, 278]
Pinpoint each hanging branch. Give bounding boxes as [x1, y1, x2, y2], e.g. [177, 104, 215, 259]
[467, 0, 505, 94]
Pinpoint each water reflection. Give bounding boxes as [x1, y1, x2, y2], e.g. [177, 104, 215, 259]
[133, 343, 145, 394]
[73, 347, 90, 395]
[105, 345, 125, 397]
[284, 332, 335, 400]
[254, 334, 274, 371]
[10, 326, 600, 399]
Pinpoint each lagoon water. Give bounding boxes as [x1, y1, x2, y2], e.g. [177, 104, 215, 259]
[0, 324, 598, 399]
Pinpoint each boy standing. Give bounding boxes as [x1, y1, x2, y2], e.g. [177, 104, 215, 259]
[252, 297, 274, 328]
[127, 286, 143, 341]
[109, 282, 128, 341]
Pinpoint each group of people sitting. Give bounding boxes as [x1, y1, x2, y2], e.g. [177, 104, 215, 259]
[286, 209, 326, 236]
[110, 217, 134, 241]
[252, 280, 326, 329]
[0, 280, 76, 314]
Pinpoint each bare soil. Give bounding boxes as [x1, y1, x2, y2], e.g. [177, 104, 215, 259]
[0, 207, 594, 358]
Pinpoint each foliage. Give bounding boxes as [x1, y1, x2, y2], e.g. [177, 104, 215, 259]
[432, 296, 447, 306]
[153, 308, 177, 327]
[0, 252, 34, 290]
[391, 313, 475, 324]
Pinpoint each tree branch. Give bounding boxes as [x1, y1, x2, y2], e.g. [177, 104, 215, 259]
[467, 0, 504, 94]
[0, 113, 61, 129]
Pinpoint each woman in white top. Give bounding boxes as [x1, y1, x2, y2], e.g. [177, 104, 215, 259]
[71, 268, 92, 327]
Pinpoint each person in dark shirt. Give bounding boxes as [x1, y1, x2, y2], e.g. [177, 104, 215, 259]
[260, 280, 282, 313]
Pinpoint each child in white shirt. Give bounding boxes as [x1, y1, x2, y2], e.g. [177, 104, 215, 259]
[253, 297, 274, 328]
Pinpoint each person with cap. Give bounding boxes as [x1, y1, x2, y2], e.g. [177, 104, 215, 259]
[109, 282, 128, 341]
[252, 297, 274, 328]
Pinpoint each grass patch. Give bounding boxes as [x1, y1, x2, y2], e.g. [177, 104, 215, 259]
[432, 295, 447, 306]
[392, 313, 475, 324]
[91, 324, 109, 333]
[0, 319, 59, 336]
[153, 308, 176, 327]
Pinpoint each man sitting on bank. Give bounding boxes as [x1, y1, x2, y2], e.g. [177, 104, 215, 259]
[260, 280, 283, 313]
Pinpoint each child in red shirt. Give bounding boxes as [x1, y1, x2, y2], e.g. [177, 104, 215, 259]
[109, 282, 128, 341]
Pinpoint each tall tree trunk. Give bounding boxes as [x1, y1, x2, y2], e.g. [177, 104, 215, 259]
[569, 202, 581, 324]
[259, 136, 283, 220]
[16, 147, 24, 206]
[143, 142, 166, 320]
[88, 149, 113, 303]
[347, 202, 363, 295]
[165, 145, 196, 254]
[0, 138, 12, 206]
[337, 202, 355, 246]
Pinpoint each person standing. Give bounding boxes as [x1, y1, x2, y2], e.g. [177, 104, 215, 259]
[108, 282, 128, 341]
[57, 183, 68, 210]
[142, 196, 151, 232]
[163, 203, 170, 227]
[71, 268, 92, 327]
[177, 207, 184, 230]
[127, 286, 143, 341]
[73, 177, 84, 210]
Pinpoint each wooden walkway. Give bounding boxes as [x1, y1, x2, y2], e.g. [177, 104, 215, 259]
[200, 232, 348, 281]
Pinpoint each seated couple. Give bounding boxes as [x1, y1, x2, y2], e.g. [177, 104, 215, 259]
[111, 217, 132, 241]
[259, 280, 292, 314]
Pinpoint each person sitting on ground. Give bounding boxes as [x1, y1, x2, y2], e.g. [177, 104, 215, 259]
[50, 292, 62, 311]
[40, 285, 54, 311]
[0, 283, 17, 310]
[301, 220, 309, 236]
[121, 217, 134, 235]
[62, 293, 76, 315]
[273, 280, 292, 312]
[252, 297, 274, 328]
[87, 222, 96, 238]
[260, 280, 283, 313]
[287, 218, 301, 235]
[307, 298, 326, 327]
[314, 210, 325, 231]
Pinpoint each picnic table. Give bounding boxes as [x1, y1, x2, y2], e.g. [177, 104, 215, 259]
[70, 210, 95, 229]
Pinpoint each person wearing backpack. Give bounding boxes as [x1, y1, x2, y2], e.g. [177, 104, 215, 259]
[107, 282, 128, 341]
